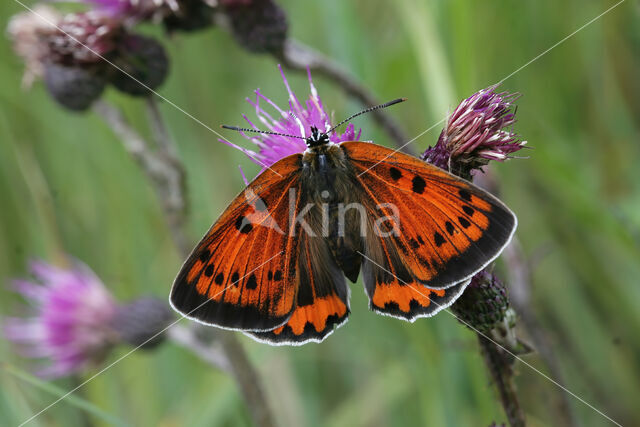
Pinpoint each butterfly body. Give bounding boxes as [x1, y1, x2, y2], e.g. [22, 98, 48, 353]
[170, 129, 517, 345]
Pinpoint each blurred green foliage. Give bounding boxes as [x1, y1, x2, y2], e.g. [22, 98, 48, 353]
[1, 0, 639, 426]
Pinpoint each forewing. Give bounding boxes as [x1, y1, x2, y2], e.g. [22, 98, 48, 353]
[170, 154, 303, 331]
[342, 141, 516, 289]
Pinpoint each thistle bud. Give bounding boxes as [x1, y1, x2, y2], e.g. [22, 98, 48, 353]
[109, 34, 170, 96]
[451, 271, 509, 333]
[224, 0, 288, 54]
[44, 63, 106, 111]
[111, 297, 175, 349]
[163, 0, 216, 32]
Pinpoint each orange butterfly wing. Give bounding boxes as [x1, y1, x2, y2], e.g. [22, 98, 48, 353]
[341, 141, 516, 319]
[249, 231, 350, 345]
[170, 154, 303, 331]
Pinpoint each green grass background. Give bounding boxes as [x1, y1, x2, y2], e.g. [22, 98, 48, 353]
[1, 0, 639, 426]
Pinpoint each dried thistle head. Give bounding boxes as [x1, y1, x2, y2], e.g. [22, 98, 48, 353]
[7, 5, 61, 87]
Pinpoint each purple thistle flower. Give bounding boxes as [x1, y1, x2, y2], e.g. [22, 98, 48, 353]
[422, 86, 526, 178]
[85, 0, 178, 17]
[4, 260, 117, 378]
[222, 65, 362, 172]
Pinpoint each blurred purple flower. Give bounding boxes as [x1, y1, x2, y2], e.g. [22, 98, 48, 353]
[423, 86, 526, 176]
[4, 260, 117, 378]
[7, 5, 61, 87]
[85, 0, 216, 31]
[85, 0, 132, 15]
[222, 65, 361, 171]
[7, 8, 121, 81]
[85, 0, 176, 17]
[49, 11, 123, 65]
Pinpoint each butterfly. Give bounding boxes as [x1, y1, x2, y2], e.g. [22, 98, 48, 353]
[170, 99, 517, 345]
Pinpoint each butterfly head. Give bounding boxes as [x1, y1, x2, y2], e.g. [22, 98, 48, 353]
[221, 98, 407, 156]
[306, 126, 331, 148]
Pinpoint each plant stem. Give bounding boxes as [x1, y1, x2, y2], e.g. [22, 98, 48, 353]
[93, 99, 277, 427]
[503, 238, 578, 427]
[478, 335, 526, 427]
[217, 331, 276, 427]
[166, 325, 231, 373]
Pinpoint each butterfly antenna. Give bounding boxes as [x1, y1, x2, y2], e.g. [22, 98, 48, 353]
[221, 125, 306, 140]
[328, 98, 407, 134]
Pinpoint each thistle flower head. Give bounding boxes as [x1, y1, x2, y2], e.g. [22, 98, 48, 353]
[423, 86, 526, 178]
[222, 65, 361, 171]
[4, 260, 117, 378]
[4, 259, 175, 378]
[7, 7, 122, 85]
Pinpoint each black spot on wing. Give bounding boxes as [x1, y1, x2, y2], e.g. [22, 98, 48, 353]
[459, 189, 472, 202]
[389, 167, 402, 181]
[445, 221, 455, 235]
[231, 272, 240, 285]
[459, 217, 471, 228]
[204, 265, 214, 277]
[214, 273, 224, 285]
[462, 205, 474, 216]
[246, 274, 258, 290]
[199, 250, 210, 263]
[409, 238, 420, 249]
[434, 232, 446, 247]
[412, 176, 426, 194]
[273, 270, 283, 281]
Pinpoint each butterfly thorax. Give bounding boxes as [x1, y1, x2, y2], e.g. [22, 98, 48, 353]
[299, 139, 364, 282]
[301, 140, 352, 201]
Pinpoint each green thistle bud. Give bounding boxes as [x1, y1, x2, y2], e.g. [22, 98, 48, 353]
[452, 271, 509, 333]
[44, 63, 106, 111]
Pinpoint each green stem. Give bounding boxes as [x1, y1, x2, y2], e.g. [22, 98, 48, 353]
[478, 335, 526, 427]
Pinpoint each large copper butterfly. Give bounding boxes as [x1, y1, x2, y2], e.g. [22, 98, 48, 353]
[170, 99, 517, 345]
